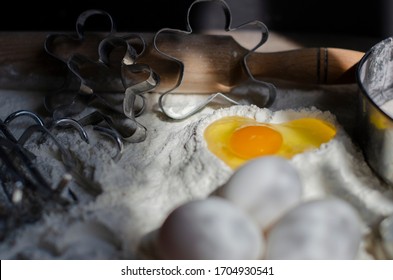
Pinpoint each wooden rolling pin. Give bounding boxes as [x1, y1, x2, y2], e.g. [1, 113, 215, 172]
[0, 32, 364, 93]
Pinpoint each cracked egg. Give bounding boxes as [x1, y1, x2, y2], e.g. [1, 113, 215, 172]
[204, 116, 336, 169]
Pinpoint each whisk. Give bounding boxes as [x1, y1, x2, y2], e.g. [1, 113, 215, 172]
[0, 110, 107, 240]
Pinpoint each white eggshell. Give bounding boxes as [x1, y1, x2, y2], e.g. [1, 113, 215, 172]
[217, 156, 302, 231]
[266, 198, 362, 260]
[157, 196, 264, 260]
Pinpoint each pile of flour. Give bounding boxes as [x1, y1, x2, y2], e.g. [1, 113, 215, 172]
[0, 87, 393, 260]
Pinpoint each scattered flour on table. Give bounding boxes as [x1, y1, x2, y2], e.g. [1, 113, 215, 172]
[1, 90, 393, 260]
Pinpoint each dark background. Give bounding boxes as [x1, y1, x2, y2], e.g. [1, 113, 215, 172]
[0, 0, 390, 40]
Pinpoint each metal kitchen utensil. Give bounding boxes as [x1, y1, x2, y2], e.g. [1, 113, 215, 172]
[153, 0, 276, 120]
[5, 109, 89, 143]
[2, 109, 101, 198]
[357, 37, 393, 187]
[0, 109, 104, 240]
[1, 117, 53, 198]
[44, 9, 159, 144]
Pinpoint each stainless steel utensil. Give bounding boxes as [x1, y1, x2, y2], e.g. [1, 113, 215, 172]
[357, 37, 393, 187]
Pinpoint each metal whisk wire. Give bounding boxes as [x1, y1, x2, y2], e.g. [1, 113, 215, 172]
[0, 109, 109, 240]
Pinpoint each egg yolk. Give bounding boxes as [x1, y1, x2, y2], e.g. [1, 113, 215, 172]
[204, 116, 336, 169]
[229, 125, 283, 159]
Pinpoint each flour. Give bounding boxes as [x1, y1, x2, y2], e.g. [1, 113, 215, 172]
[1, 88, 393, 260]
[381, 99, 393, 117]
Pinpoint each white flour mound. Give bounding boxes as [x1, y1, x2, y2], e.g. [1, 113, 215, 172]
[0, 90, 393, 260]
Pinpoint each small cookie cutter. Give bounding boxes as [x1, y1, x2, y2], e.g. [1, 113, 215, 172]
[44, 9, 159, 146]
[153, 0, 276, 120]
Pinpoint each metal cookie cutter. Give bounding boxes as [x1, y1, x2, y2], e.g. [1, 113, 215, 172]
[44, 9, 116, 92]
[44, 9, 159, 147]
[153, 0, 276, 120]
